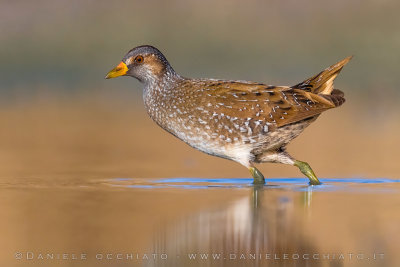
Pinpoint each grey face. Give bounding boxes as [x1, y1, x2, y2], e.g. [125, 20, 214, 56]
[122, 45, 174, 83]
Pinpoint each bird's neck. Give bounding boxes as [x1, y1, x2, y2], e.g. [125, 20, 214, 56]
[143, 71, 184, 120]
[144, 69, 182, 92]
[143, 65, 180, 86]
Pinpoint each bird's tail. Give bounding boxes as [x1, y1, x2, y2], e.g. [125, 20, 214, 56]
[292, 56, 353, 95]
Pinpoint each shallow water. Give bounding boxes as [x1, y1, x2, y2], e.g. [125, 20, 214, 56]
[109, 177, 400, 192]
[1, 177, 399, 267]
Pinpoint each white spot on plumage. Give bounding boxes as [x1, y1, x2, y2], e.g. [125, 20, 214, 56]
[249, 137, 257, 143]
[198, 118, 207, 124]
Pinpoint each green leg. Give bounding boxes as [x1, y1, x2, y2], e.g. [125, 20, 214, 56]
[294, 160, 321, 185]
[249, 167, 266, 185]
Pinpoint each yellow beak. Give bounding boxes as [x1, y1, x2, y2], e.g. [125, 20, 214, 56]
[105, 61, 128, 79]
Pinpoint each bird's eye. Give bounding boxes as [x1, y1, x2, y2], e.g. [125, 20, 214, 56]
[135, 55, 144, 63]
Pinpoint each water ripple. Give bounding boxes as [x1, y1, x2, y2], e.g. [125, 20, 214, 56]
[108, 177, 400, 192]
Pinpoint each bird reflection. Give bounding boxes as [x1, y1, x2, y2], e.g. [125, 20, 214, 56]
[146, 185, 327, 267]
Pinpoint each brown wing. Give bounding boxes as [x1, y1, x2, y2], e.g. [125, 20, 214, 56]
[194, 80, 342, 128]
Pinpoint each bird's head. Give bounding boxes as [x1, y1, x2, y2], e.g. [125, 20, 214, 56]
[105, 45, 175, 83]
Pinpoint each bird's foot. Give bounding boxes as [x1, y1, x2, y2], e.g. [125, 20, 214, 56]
[249, 167, 266, 185]
[294, 160, 321, 185]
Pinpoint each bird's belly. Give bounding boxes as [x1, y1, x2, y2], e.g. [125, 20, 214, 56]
[172, 127, 231, 158]
[165, 117, 313, 164]
[148, 105, 310, 164]
[181, 135, 255, 166]
[155, 118, 245, 162]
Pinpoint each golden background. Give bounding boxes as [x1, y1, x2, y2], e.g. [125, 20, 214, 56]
[1, 1, 399, 266]
[1, 0, 399, 179]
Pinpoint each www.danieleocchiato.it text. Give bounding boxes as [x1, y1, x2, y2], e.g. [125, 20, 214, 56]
[14, 252, 385, 261]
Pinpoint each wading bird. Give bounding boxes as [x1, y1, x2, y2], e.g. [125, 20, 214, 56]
[106, 45, 351, 185]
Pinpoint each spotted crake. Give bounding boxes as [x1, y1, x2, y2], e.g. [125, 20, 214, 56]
[106, 45, 351, 185]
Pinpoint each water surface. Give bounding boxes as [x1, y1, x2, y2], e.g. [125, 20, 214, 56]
[1, 176, 398, 266]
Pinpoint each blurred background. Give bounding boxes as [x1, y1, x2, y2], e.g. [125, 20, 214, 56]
[1, 1, 400, 266]
[1, 0, 399, 179]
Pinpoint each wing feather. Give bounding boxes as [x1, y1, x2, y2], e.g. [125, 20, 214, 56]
[194, 80, 341, 128]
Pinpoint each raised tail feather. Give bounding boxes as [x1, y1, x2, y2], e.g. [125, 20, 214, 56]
[292, 56, 353, 95]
